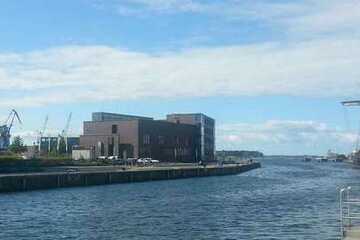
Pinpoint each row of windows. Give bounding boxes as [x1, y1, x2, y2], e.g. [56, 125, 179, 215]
[143, 134, 192, 146]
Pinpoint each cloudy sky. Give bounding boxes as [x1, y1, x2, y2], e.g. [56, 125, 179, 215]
[1, 0, 360, 155]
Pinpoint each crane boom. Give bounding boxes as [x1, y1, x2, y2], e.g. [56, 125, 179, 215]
[38, 115, 49, 153]
[7, 109, 22, 132]
[342, 100, 360, 107]
[62, 112, 72, 138]
[41, 115, 49, 136]
[57, 112, 72, 153]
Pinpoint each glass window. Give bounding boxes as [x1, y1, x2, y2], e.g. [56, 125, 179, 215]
[143, 135, 150, 145]
[112, 125, 117, 134]
[158, 136, 165, 145]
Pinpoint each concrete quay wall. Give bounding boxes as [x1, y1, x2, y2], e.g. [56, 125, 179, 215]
[0, 162, 261, 193]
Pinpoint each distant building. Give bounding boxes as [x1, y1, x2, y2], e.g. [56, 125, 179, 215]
[40, 137, 79, 153]
[40, 137, 58, 153]
[167, 113, 215, 162]
[216, 150, 264, 162]
[79, 112, 215, 162]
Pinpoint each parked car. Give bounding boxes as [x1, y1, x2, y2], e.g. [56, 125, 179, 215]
[150, 159, 160, 163]
[137, 158, 151, 165]
[108, 156, 118, 160]
[137, 158, 145, 164]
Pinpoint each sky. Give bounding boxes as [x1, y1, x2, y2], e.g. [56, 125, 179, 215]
[1, 0, 360, 155]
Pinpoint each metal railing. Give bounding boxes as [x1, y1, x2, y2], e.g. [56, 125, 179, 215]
[340, 186, 360, 238]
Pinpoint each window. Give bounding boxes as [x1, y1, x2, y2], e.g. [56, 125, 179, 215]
[143, 135, 151, 145]
[158, 136, 165, 145]
[185, 137, 190, 146]
[112, 124, 117, 134]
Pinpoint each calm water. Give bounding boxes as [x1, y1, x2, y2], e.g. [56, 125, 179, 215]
[0, 157, 359, 240]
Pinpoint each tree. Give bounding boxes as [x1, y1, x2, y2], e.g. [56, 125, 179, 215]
[9, 136, 26, 153]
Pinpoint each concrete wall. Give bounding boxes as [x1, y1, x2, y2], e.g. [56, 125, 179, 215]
[0, 162, 261, 193]
[72, 150, 94, 160]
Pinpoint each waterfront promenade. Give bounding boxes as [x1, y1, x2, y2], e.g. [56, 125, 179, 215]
[0, 162, 260, 193]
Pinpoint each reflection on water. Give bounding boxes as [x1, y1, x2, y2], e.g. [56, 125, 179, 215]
[0, 157, 358, 240]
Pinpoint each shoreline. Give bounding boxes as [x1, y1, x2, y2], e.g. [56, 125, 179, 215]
[0, 162, 261, 193]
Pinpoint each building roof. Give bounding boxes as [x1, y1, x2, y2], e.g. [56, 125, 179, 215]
[92, 112, 153, 121]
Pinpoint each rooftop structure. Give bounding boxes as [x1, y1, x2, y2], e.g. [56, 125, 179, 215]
[92, 112, 153, 122]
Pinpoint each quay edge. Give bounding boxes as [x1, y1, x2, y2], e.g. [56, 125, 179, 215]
[0, 162, 261, 193]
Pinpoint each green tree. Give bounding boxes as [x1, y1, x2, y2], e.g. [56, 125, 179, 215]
[9, 136, 26, 153]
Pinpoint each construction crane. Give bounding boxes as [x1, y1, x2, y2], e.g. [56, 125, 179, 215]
[37, 115, 49, 153]
[0, 109, 22, 151]
[342, 100, 360, 107]
[57, 113, 72, 153]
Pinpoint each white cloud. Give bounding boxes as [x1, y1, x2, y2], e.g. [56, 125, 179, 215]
[0, 1, 359, 108]
[284, 0, 360, 35]
[217, 120, 358, 155]
[1, 36, 360, 107]
[102, 0, 360, 37]
[104, 0, 213, 15]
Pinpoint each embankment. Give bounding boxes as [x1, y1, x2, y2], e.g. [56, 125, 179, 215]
[0, 162, 261, 193]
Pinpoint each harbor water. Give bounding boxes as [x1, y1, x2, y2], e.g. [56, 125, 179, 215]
[0, 157, 358, 240]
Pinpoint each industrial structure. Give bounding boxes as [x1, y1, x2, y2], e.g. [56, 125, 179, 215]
[38, 112, 79, 155]
[0, 110, 22, 151]
[39, 136, 79, 154]
[79, 112, 215, 162]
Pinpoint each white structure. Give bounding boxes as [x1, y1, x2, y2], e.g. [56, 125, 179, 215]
[72, 149, 94, 161]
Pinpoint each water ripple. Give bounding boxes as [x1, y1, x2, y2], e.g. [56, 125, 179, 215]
[0, 158, 358, 239]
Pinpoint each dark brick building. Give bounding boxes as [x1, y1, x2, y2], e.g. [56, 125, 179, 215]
[167, 113, 215, 162]
[79, 112, 215, 162]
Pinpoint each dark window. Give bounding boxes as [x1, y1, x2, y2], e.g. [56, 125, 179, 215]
[98, 142, 105, 156]
[112, 124, 117, 134]
[174, 136, 180, 145]
[143, 135, 150, 145]
[158, 136, 165, 145]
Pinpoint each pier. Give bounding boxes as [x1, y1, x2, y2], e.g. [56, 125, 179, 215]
[340, 186, 360, 239]
[0, 162, 260, 193]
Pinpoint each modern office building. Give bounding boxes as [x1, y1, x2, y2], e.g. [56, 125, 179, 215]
[79, 112, 215, 162]
[167, 113, 215, 162]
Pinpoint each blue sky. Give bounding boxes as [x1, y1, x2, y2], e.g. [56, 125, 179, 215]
[1, 0, 360, 155]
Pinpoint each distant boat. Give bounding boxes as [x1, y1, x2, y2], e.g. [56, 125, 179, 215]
[326, 149, 346, 162]
[303, 156, 312, 162]
[316, 157, 328, 162]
